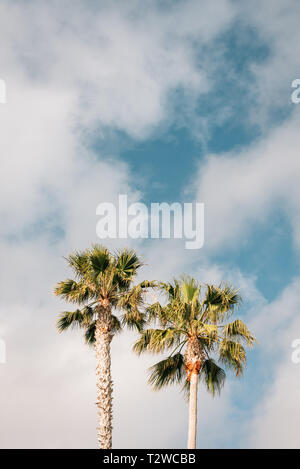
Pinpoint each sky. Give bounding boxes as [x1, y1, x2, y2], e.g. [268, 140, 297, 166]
[0, 0, 300, 449]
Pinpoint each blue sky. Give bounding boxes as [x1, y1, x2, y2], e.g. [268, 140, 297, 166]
[1, 0, 300, 449]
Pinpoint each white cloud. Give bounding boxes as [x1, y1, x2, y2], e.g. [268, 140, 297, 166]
[0, 0, 237, 236]
[240, 0, 300, 124]
[194, 111, 300, 251]
[247, 278, 300, 448]
[250, 278, 300, 351]
[0, 0, 236, 140]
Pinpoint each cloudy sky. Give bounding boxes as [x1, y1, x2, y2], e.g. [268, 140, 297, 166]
[1, 0, 300, 449]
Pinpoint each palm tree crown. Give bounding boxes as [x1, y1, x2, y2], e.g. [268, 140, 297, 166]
[134, 276, 256, 448]
[55, 244, 153, 341]
[135, 276, 255, 394]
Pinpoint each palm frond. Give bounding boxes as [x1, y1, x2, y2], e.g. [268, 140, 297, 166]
[54, 279, 94, 304]
[222, 319, 256, 346]
[219, 339, 246, 376]
[117, 284, 144, 310]
[198, 323, 219, 345]
[89, 244, 111, 277]
[159, 280, 180, 301]
[148, 353, 185, 390]
[56, 309, 85, 332]
[84, 321, 96, 345]
[121, 309, 146, 332]
[111, 314, 122, 333]
[138, 280, 159, 289]
[204, 283, 241, 323]
[66, 251, 90, 278]
[180, 276, 200, 304]
[146, 302, 166, 325]
[200, 359, 226, 396]
[133, 328, 182, 354]
[115, 249, 143, 278]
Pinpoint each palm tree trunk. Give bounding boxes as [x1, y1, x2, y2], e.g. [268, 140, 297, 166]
[185, 337, 204, 449]
[187, 372, 198, 449]
[95, 307, 113, 449]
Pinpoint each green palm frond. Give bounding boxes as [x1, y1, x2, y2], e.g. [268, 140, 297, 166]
[203, 284, 241, 323]
[200, 359, 226, 396]
[219, 340, 246, 376]
[148, 353, 185, 390]
[111, 314, 122, 333]
[146, 302, 167, 325]
[133, 329, 154, 354]
[157, 328, 184, 351]
[159, 280, 180, 301]
[180, 276, 200, 304]
[121, 309, 146, 331]
[84, 321, 96, 345]
[89, 245, 111, 277]
[205, 283, 241, 309]
[138, 280, 159, 289]
[115, 249, 143, 278]
[198, 323, 219, 344]
[54, 279, 95, 304]
[117, 284, 144, 310]
[223, 319, 256, 346]
[133, 328, 183, 354]
[116, 281, 158, 330]
[218, 283, 241, 311]
[56, 309, 85, 332]
[66, 251, 90, 278]
[56, 305, 95, 333]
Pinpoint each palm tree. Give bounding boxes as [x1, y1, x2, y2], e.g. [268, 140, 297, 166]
[54, 244, 154, 449]
[134, 276, 256, 449]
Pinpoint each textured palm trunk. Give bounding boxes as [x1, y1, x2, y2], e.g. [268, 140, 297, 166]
[185, 337, 205, 449]
[95, 306, 113, 449]
[188, 372, 198, 449]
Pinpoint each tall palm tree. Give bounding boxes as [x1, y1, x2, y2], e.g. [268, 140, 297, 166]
[54, 244, 154, 449]
[134, 276, 256, 449]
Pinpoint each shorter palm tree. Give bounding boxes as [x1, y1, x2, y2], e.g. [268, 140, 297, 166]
[134, 276, 256, 449]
